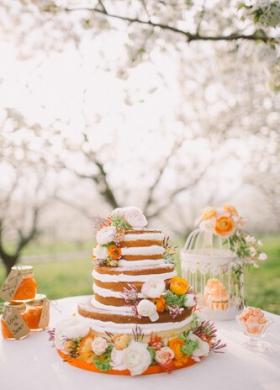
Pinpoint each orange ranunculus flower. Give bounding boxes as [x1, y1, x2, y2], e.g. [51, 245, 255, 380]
[168, 337, 184, 359]
[169, 277, 189, 295]
[154, 296, 166, 313]
[201, 207, 217, 221]
[108, 244, 121, 260]
[214, 216, 235, 237]
[223, 204, 239, 216]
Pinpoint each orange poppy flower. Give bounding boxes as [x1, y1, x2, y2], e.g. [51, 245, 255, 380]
[201, 207, 217, 221]
[108, 244, 121, 260]
[169, 277, 189, 295]
[214, 216, 235, 237]
[223, 204, 238, 216]
[154, 296, 166, 313]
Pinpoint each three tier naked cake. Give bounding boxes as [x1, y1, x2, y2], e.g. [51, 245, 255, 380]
[55, 207, 224, 376]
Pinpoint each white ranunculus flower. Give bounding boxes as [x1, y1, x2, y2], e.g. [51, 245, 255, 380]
[96, 226, 116, 245]
[258, 252, 267, 261]
[188, 333, 210, 359]
[137, 299, 159, 322]
[141, 279, 165, 298]
[184, 293, 196, 308]
[123, 341, 152, 376]
[92, 336, 108, 356]
[93, 244, 108, 260]
[112, 207, 147, 228]
[110, 348, 127, 371]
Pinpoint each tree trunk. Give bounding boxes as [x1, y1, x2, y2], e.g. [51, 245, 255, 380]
[0, 252, 19, 276]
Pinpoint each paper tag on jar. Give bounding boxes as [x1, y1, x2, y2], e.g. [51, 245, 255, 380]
[38, 299, 50, 329]
[2, 308, 29, 339]
[0, 269, 23, 301]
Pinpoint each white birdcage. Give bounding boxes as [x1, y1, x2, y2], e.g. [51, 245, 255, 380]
[181, 229, 245, 321]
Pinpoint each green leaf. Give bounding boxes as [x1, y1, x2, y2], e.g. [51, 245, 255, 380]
[164, 291, 186, 307]
[111, 214, 132, 229]
[181, 339, 199, 356]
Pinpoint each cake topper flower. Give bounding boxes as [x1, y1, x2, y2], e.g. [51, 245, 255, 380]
[111, 207, 147, 228]
[197, 204, 267, 267]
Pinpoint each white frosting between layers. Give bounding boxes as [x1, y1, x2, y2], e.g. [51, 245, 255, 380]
[92, 269, 176, 283]
[123, 232, 164, 241]
[121, 245, 165, 256]
[118, 259, 166, 268]
[93, 284, 144, 299]
[76, 313, 194, 335]
[91, 297, 134, 314]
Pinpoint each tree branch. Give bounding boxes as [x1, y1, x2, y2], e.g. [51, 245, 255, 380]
[62, 6, 277, 44]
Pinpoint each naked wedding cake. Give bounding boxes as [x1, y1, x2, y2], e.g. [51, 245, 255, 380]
[55, 207, 224, 376]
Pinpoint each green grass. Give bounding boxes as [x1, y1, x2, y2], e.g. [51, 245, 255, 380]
[0, 236, 279, 313]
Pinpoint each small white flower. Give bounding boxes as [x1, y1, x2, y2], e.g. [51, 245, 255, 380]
[92, 336, 108, 356]
[110, 348, 127, 370]
[141, 279, 165, 299]
[93, 245, 108, 260]
[184, 293, 196, 308]
[123, 341, 152, 376]
[249, 246, 257, 257]
[96, 226, 116, 245]
[258, 252, 267, 261]
[188, 333, 210, 359]
[112, 207, 147, 228]
[137, 299, 159, 322]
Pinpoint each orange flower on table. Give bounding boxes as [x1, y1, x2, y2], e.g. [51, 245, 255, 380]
[214, 216, 235, 237]
[201, 207, 217, 221]
[107, 243, 121, 260]
[223, 204, 239, 216]
[154, 296, 166, 313]
[169, 277, 189, 296]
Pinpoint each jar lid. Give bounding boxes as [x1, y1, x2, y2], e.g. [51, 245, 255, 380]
[22, 293, 47, 305]
[11, 265, 33, 275]
[4, 301, 26, 311]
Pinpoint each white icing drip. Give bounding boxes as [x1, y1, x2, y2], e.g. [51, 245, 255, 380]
[76, 313, 194, 335]
[92, 269, 176, 283]
[123, 233, 164, 241]
[118, 259, 166, 268]
[91, 297, 133, 314]
[121, 245, 165, 256]
[93, 284, 143, 299]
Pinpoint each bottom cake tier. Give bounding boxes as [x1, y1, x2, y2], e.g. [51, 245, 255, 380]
[54, 308, 223, 376]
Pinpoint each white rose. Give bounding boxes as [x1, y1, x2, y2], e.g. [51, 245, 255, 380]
[137, 299, 159, 322]
[92, 336, 108, 356]
[258, 252, 267, 261]
[188, 333, 210, 359]
[110, 348, 127, 371]
[112, 207, 147, 228]
[184, 293, 196, 308]
[123, 341, 152, 376]
[93, 245, 108, 260]
[96, 226, 116, 245]
[141, 279, 165, 298]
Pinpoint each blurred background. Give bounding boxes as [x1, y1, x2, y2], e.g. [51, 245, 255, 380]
[0, 1, 279, 312]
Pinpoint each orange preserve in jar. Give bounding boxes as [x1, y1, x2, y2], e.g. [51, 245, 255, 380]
[1, 302, 29, 340]
[12, 265, 37, 300]
[22, 294, 49, 331]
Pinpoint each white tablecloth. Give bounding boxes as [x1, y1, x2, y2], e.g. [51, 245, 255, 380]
[1, 296, 280, 390]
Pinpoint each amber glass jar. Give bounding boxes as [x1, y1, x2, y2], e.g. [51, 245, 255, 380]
[22, 294, 49, 331]
[1, 302, 29, 340]
[12, 265, 37, 300]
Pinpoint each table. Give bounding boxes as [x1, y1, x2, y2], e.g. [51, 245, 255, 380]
[1, 296, 280, 390]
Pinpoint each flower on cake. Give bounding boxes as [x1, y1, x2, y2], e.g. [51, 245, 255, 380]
[107, 243, 122, 260]
[92, 336, 108, 356]
[155, 347, 175, 369]
[184, 293, 196, 308]
[113, 334, 130, 350]
[112, 207, 147, 228]
[169, 277, 189, 296]
[168, 337, 185, 360]
[188, 333, 210, 361]
[154, 296, 166, 313]
[141, 279, 166, 299]
[148, 333, 163, 350]
[136, 299, 159, 322]
[96, 226, 117, 245]
[110, 348, 127, 371]
[122, 341, 152, 376]
[93, 245, 108, 260]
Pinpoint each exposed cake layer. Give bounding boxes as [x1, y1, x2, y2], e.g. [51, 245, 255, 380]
[78, 301, 193, 324]
[121, 245, 165, 260]
[95, 264, 174, 276]
[92, 268, 176, 283]
[94, 279, 166, 292]
[118, 259, 167, 268]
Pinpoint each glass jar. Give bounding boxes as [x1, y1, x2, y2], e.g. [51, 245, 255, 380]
[12, 265, 37, 300]
[180, 229, 245, 321]
[1, 302, 30, 340]
[22, 294, 49, 331]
